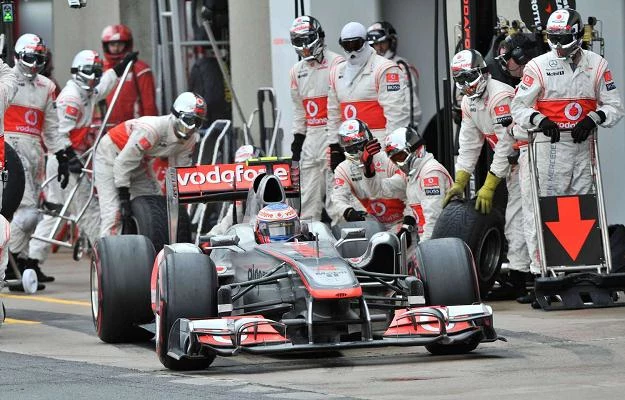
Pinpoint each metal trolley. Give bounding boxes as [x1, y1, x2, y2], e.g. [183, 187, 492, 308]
[526, 128, 625, 310]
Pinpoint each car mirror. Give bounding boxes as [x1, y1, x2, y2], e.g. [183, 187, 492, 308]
[340, 228, 366, 240]
[209, 234, 240, 247]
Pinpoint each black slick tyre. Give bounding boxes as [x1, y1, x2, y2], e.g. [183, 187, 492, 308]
[1, 143, 25, 221]
[91, 235, 155, 343]
[156, 252, 217, 371]
[124, 195, 192, 252]
[431, 199, 505, 297]
[415, 237, 482, 355]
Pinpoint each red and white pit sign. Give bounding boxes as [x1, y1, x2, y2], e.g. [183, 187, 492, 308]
[176, 163, 292, 194]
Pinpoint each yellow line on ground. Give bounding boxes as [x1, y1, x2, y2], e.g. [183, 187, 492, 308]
[0, 294, 90, 307]
[4, 318, 41, 325]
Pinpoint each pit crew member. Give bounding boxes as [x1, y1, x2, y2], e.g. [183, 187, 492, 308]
[288, 16, 343, 221]
[362, 126, 452, 242]
[367, 21, 422, 125]
[101, 24, 157, 125]
[511, 8, 624, 277]
[94, 92, 205, 237]
[332, 119, 408, 232]
[3, 34, 69, 283]
[28, 49, 133, 277]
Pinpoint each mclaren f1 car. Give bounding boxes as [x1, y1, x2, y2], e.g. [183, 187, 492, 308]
[90, 159, 500, 370]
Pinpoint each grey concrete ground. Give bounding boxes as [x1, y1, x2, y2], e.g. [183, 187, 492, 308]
[2, 249, 625, 399]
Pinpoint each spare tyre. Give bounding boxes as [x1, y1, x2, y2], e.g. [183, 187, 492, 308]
[123, 195, 192, 252]
[431, 199, 505, 298]
[1, 142, 25, 221]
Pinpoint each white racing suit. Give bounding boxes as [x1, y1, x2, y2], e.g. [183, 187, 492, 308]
[5, 71, 69, 257]
[0, 60, 17, 282]
[511, 49, 624, 273]
[327, 49, 410, 142]
[457, 78, 530, 272]
[392, 55, 422, 126]
[332, 152, 407, 231]
[29, 70, 118, 263]
[290, 50, 343, 221]
[94, 115, 197, 236]
[363, 150, 451, 241]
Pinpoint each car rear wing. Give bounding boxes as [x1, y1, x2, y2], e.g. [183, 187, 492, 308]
[165, 157, 300, 244]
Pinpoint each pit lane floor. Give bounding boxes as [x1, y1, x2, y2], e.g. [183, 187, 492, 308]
[2, 250, 625, 400]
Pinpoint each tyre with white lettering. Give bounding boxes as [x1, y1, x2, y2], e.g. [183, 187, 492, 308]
[415, 237, 482, 355]
[431, 199, 505, 297]
[156, 252, 218, 370]
[91, 235, 155, 343]
[124, 195, 192, 252]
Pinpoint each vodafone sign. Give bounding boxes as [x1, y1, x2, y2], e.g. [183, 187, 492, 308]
[176, 163, 292, 194]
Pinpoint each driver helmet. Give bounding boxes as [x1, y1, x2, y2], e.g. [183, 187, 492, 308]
[14, 33, 47, 80]
[384, 126, 425, 174]
[71, 50, 104, 91]
[290, 15, 325, 62]
[170, 92, 207, 140]
[546, 8, 583, 60]
[234, 144, 264, 163]
[366, 21, 398, 58]
[254, 203, 301, 244]
[451, 49, 489, 99]
[337, 119, 373, 163]
[101, 24, 133, 64]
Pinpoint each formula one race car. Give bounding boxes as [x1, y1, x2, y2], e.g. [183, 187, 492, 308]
[91, 159, 500, 371]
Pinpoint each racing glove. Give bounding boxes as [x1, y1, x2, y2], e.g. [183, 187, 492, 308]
[475, 172, 502, 214]
[361, 139, 381, 178]
[344, 207, 367, 222]
[118, 187, 132, 219]
[539, 117, 560, 144]
[398, 215, 417, 248]
[290, 133, 306, 162]
[571, 111, 604, 143]
[65, 147, 84, 174]
[113, 51, 139, 77]
[442, 170, 471, 208]
[55, 149, 70, 189]
[328, 143, 345, 172]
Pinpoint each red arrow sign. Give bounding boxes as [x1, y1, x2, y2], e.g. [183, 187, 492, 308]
[545, 196, 595, 261]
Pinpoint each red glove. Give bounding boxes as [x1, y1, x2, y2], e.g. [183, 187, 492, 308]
[360, 139, 381, 178]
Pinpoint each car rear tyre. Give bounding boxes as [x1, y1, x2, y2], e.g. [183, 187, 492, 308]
[1, 143, 25, 221]
[124, 195, 192, 252]
[156, 252, 218, 370]
[91, 235, 155, 343]
[431, 199, 505, 297]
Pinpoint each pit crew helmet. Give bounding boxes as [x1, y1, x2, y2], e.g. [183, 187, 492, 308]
[170, 92, 207, 139]
[545, 9, 583, 60]
[101, 24, 133, 63]
[339, 22, 367, 59]
[290, 15, 325, 62]
[366, 21, 398, 58]
[338, 119, 373, 163]
[14, 33, 47, 80]
[254, 203, 301, 244]
[384, 126, 425, 174]
[71, 50, 104, 91]
[451, 49, 488, 99]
